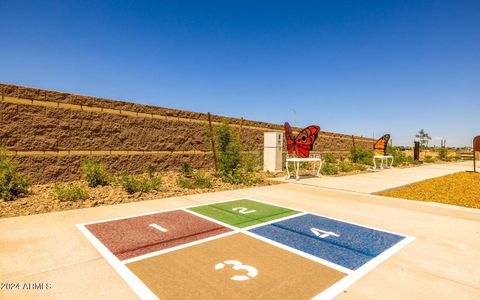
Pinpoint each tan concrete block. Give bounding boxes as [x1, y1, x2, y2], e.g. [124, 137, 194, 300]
[151, 114, 165, 120]
[15, 151, 45, 156]
[91, 150, 111, 155]
[102, 108, 121, 115]
[110, 150, 130, 155]
[4, 96, 32, 105]
[32, 100, 58, 108]
[81, 106, 102, 112]
[120, 110, 137, 117]
[69, 150, 92, 155]
[137, 112, 152, 119]
[58, 103, 82, 110]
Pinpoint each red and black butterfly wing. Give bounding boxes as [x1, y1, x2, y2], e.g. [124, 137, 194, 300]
[294, 125, 321, 158]
[374, 134, 390, 155]
[284, 122, 296, 156]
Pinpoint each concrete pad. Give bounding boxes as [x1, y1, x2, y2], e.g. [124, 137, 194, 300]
[1, 177, 479, 299]
[274, 162, 472, 193]
[85, 210, 232, 260]
[188, 199, 300, 228]
[250, 214, 405, 270]
[126, 233, 346, 299]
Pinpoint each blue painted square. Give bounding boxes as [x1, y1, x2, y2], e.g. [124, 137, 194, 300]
[249, 214, 405, 270]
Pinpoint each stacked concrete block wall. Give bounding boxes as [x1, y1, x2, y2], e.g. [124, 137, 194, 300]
[0, 84, 374, 183]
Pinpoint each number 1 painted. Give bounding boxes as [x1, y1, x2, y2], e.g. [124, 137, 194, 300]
[149, 223, 168, 232]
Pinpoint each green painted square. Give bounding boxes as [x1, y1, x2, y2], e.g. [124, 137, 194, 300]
[188, 199, 301, 228]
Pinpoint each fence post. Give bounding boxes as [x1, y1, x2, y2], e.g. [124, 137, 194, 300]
[414, 141, 420, 161]
[207, 112, 219, 172]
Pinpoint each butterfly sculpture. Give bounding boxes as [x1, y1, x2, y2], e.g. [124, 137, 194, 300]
[284, 122, 321, 158]
[374, 134, 390, 156]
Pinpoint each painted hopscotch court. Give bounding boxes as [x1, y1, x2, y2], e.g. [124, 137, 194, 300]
[77, 199, 415, 299]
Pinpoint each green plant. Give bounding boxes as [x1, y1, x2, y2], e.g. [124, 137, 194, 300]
[424, 156, 435, 163]
[53, 183, 89, 201]
[222, 170, 263, 185]
[241, 152, 261, 173]
[438, 147, 448, 161]
[338, 161, 354, 172]
[0, 148, 31, 201]
[177, 170, 213, 189]
[415, 129, 431, 149]
[147, 164, 157, 178]
[323, 153, 337, 164]
[120, 173, 161, 194]
[181, 162, 193, 178]
[321, 162, 338, 175]
[353, 163, 367, 171]
[216, 121, 242, 178]
[350, 147, 374, 165]
[386, 145, 407, 167]
[81, 159, 110, 187]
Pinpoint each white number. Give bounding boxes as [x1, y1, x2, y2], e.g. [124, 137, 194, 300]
[310, 227, 340, 238]
[232, 207, 256, 214]
[214, 260, 258, 281]
[149, 224, 168, 233]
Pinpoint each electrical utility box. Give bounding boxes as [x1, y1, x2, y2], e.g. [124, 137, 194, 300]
[263, 132, 283, 172]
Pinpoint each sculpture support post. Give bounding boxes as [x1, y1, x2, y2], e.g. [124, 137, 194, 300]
[474, 136, 480, 172]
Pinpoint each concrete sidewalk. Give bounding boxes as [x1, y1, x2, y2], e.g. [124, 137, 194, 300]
[1, 180, 479, 299]
[275, 161, 472, 193]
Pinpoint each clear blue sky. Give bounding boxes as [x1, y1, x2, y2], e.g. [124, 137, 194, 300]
[1, 1, 479, 147]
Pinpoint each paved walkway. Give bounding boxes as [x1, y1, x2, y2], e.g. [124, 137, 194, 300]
[1, 162, 479, 299]
[275, 161, 472, 193]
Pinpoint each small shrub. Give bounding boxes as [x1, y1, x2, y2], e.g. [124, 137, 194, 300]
[386, 145, 407, 167]
[321, 162, 338, 175]
[350, 147, 374, 165]
[339, 161, 354, 173]
[216, 122, 242, 178]
[222, 170, 263, 185]
[53, 183, 89, 201]
[181, 162, 192, 178]
[81, 159, 110, 187]
[323, 153, 337, 164]
[147, 164, 157, 178]
[424, 156, 435, 163]
[241, 152, 261, 173]
[177, 170, 213, 189]
[0, 148, 31, 201]
[120, 174, 161, 194]
[353, 163, 367, 171]
[438, 147, 448, 161]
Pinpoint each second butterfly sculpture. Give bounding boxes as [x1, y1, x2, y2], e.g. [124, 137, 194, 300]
[373, 134, 390, 156]
[284, 122, 321, 158]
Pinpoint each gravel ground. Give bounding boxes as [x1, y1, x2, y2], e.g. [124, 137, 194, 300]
[0, 171, 279, 219]
[377, 171, 480, 209]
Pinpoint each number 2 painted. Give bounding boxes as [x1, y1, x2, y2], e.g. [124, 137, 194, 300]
[232, 207, 256, 214]
[215, 260, 258, 281]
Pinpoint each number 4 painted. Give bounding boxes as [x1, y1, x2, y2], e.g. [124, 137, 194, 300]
[232, 207, 256, 214]
[310, 228, 339, 238]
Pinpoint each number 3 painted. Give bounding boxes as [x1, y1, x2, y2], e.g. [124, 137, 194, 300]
[215, 260, 258, 281]
[232, 207, 256, 214]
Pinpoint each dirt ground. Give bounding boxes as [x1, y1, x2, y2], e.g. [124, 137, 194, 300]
[377, 171, 480, 209]
[0, 171, 279, 219]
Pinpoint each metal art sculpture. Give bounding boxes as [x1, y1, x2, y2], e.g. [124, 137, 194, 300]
[284, 122, 320, 158]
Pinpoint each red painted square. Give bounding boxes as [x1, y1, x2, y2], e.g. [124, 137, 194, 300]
[86, 210, 231, 260]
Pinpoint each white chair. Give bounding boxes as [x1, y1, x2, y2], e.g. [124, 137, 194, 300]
[285, 154, 323, 180]
[372, 155, 394, 170]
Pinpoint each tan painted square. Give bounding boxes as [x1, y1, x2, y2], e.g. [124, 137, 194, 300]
[126, 233, 346, 299]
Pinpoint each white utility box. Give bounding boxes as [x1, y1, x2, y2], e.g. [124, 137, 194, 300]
[263, 132, 283, 172]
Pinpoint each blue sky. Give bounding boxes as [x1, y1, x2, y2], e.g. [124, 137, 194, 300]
[1, 1, 479, 147]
